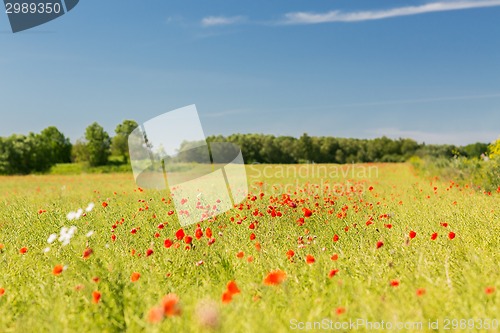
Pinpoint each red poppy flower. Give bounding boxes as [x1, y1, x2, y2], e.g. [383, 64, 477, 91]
[184, 236, 193, 244]
[82, 248, 93, 259]
[195, 227, 203, 239]
[92, 291, 101, 304]
[227, 281, 240, 295]
[286, 250, 295, 259]
[376, 241, 384, 249]
[333, 234, 339, 242]
[409, 231, 416, 239]
[164, 239, 173, 248]
[102, 202, 108, 208]
[131, 272, 141, 282]
[263, 270, 286, 285]
[162, 293, 181, 317]
[146, 248, 154, 256]
[328, 269, 339, 278]
[53, 265, 64, 275]
[0, 288, 5, 296]
[448, 232, 456, 240]
[19, 247, 27, 254]
[249, 233, 256, 240]
[236, 251, 244, 259]
[485, 286, 495, 295]
[175, 229, 185, 240]
[331, 254, 339, 261]
[416, 288, 426, 296]
[441, 222, 448, 227]
[431, 233, 438, 240]
[390, 280, 400, 287]
[335, 307, 346, 315]
[303, 208, 313, 218]
[206, 228, 213, 238]
[306, 254, 315, 264]
[221, 291, 233, 303]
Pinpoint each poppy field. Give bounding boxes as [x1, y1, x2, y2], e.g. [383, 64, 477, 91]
[0, 163, 498, 332]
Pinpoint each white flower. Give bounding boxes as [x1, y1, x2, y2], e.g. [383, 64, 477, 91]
[47, 233, 57, 244]
[43, 247, 50, 253]
[86, 230, 94, 238]
[68, 226, 77, 235]
[67, 211, 76, 220]
[59, 227, 68, 242]
[58, 226, 77, 245]
[75, 209, 83, 220]
[85, 202, 95, 212]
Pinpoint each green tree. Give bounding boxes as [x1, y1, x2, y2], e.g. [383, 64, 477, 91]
[112, 120, 138, 163]
[71, 139, 89, 163]
[296, 133, 314, 162]
[39, 126, 72, 163]
[84, 122, 111, 166]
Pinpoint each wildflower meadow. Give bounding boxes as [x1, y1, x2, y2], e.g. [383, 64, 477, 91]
[0, 163, 498, 332]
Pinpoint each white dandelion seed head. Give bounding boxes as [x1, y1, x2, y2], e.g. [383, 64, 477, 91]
[86, 230, 94, 238]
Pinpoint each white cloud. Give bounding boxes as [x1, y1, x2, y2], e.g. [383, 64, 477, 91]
[201, 16, 245, 27]
[282, 0, 500, 24]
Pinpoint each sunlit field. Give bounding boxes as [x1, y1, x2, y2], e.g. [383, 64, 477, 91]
[0, 164, 498, 332]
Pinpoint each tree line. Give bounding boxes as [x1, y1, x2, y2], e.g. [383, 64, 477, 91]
[205, 134, 489, 164]
[0, 120, 491, 175]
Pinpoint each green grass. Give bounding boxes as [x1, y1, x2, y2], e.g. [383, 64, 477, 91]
[49, 162, 132, 175]
[0, 164, 498, 332]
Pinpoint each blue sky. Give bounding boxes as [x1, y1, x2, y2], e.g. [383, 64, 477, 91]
[1, 0, 499, 145]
